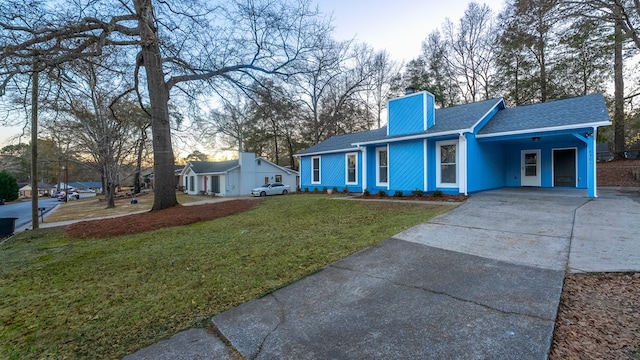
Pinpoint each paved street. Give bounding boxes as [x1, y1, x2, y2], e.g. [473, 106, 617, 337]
[0, 197, 59, 229]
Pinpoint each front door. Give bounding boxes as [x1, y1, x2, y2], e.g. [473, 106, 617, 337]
[553, 148, 577, 187]
[521, 149, 541, 187]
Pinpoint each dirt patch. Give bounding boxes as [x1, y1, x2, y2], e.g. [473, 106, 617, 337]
[550, 272, 640, 359]
[598, 159, 640, 187]
[65, 199, 260, 239]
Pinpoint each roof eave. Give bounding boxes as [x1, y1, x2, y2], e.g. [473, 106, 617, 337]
[294, 147, 360, 157]
[352, 129, 469, 147]
[475, 121, 612, 139]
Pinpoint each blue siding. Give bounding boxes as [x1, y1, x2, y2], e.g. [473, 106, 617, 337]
[389, 140, 424, 194]
[388, 92, 435, 136]
[503, 140, 587, 188]
[466, 134, 506, 192]
[426, 137, 461, 194]
[300, 156, 311, 187]
[299, 153, 363, 192]
[365, 146, 385, 194]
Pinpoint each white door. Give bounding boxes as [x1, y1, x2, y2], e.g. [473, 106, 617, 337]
[521, 149, 541, 187]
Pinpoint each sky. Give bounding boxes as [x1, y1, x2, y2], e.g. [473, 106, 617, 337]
[0, 0, 506, 148]
[318, 0, 506, 64]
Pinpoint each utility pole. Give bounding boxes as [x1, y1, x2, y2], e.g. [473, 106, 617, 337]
[30, 66, 39, 229]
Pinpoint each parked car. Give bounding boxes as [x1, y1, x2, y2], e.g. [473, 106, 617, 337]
[57, 190, 80, 201]
[250, 183, 290, 196]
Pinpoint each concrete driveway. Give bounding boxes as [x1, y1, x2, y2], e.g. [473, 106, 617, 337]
[125, 187, 640, 360]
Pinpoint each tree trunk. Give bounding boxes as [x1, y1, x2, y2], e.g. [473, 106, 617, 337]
[136, 0, 178, 210]
[613, 15, 625, 159]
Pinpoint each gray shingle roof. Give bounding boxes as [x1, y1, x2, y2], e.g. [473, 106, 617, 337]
[478, 93, 610, 135]
[427, 98, 503, 133]
[296, 94, 609, 156]
[188, 160, 239, 174]
[296, 127, 388, 155]
[296, 99, 503, 155]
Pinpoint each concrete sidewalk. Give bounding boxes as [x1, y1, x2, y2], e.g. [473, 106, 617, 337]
[125, 188, 640, 360]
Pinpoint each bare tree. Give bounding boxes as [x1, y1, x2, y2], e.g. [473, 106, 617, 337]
[368, 50, 401, 128]
[0, 0, 327, 210]
[441, 2, 496, 103]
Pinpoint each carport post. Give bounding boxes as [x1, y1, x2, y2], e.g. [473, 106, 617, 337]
[588, 128, 597, 198]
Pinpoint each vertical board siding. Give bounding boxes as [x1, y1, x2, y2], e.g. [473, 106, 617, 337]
[389, 140, 425, 194]
[466, 136, 506, 192]
[388, 92, 434, 136]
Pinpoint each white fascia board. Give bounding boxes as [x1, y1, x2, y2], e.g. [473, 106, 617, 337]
[352, 129, 467, 147]
[469, 99, 505, 132]
[475, 121, 611, 139]
[294, 148, 359, 157]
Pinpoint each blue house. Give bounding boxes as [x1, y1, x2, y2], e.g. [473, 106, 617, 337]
[295, 92, 611, 198]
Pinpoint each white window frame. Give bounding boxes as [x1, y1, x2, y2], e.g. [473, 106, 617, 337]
[436, 139, 458, 188]
[376, 146, 389, 187]
[345, 152, 358, 185]
[311, 156, 321, 184]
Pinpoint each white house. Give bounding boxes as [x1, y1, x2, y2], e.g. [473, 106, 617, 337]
[180, 153, 298, 196]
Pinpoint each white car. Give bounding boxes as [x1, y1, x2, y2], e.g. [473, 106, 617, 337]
[251, 183, 290, 197]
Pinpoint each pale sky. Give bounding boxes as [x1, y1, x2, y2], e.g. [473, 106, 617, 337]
[318, 0, 506, 64]
[0, 0, 506, 148]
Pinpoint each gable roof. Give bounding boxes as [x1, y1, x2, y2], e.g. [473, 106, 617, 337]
[187, 160, 239, 174]
[296, 98, 504, 155]
[296, 127, 388, 156]
[478, 93, 610, 136]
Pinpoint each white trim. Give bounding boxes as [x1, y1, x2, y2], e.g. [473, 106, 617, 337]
[476, 121, 611, 139]
[295, 147, 360, 157]
[458, 133, 468, 195]
[521, 149, 541, 187]
[468, 99, 505, 132]
[345, 152, 358, 185]
[375, 146, 389, 187]
[436, 139, 459, 188]
[353, 129, 465, 147]
[311, 156, 321, 184]
[551, 147, 578, 187]
[423, 93, 428, 131]
[362, 147, 368, 191]
[423, 139, 428, 191]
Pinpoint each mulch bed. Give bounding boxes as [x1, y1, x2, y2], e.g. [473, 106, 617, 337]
[355, 194, 467, 202]
[597, 159, 640, 187]
[550, 273, 640, 359]
[65, 199, 260, 239]
[550, 161, 639, 358]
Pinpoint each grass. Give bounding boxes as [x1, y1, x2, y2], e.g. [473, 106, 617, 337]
[1, 195, 455, 359]
[44, 191, 204, 222]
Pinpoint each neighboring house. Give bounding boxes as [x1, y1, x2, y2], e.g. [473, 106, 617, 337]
[69, 182, 103, 193]
[180, 152, 298, 196]
[18, 182, 56, 198]
[296, 91, 611, 198]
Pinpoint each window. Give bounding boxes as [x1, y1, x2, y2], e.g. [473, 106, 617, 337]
[376, 147, 388, 185]
[436, 140, 457, 186]
[275, 174, 282, 182]
[346, 153, 357, 184]
[312, 156, 321, 184]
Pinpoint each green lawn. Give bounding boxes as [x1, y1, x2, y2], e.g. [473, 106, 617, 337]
[0, 195, 455, 359]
